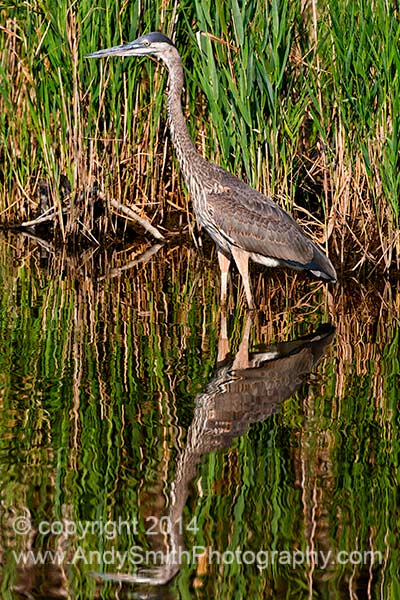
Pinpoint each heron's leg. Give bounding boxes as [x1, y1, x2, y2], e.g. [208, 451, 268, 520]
[217, 250, 230, 307]
[217, 310, 230, 363]
[232, 311, 253, 370]
[231, 246, 254, 309]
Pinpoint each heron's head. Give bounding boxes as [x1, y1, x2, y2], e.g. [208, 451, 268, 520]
[86, 32, 176, 62]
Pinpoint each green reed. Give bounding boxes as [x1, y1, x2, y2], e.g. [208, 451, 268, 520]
[0, 0, 398, 270]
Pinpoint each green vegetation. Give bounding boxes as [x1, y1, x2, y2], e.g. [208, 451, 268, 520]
[1, 0, 399, 271]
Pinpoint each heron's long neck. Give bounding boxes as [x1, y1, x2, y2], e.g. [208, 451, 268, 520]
[165, 55, 206, 191]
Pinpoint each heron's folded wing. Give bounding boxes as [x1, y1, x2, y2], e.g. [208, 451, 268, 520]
[207, 187, 314, 265]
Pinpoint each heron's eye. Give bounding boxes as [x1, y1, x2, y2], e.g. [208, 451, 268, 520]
[143, 40, 150, 47]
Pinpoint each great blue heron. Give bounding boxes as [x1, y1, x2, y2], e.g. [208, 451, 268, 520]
[87, 32, 336, 308]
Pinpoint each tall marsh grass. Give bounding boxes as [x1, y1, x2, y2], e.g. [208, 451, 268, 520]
[0, 0, 399, 272]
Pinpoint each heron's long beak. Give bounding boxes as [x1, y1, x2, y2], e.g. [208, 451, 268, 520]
[85, 40, 150, 59]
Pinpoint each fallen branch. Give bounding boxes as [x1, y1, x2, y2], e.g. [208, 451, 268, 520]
[107, 196, 165, 241]
[20, 206, 60, 228]
[19, 189, 166, 243]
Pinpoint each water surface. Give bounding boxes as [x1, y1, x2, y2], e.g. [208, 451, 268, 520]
[0, 232, 398, 599]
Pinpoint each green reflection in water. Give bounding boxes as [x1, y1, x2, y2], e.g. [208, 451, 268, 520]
[0, 233, 398, 599]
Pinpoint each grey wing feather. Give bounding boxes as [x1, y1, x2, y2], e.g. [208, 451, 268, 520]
[207, 184, 314, 264]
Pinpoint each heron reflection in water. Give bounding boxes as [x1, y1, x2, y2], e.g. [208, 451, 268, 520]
[86, 32, 336, 308]
[91, 316, 335, 586]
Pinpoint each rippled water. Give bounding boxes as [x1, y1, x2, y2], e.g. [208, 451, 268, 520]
[0, 232, 398, 599]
